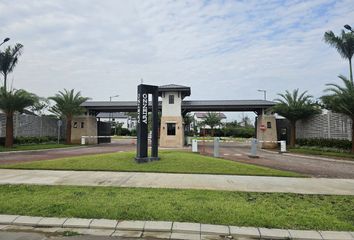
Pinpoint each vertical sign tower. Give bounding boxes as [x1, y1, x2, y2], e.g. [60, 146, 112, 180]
[136, 84, 159, 163]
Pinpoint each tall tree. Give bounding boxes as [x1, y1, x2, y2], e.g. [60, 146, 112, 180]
[0, 87, 38, 147]
[0, 43, 23, 90]
[49, 89, 89, 144]
[202, 112, 222, 136]
[273, 89, 320, 147]
[321, 75, 354, 152]
[324, 30, 354, 82]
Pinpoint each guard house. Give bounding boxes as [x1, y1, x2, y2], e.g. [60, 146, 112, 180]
[80, 84, 278, 148]
[158, 84, 191, 148]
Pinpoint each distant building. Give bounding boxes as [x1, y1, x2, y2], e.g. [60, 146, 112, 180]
[96, 112, 137, 131]
[192, 112, 227, 133]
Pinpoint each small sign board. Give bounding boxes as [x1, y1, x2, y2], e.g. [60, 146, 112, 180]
[260, 124, 266, 131]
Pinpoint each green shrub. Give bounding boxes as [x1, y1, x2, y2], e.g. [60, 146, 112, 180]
[13, 136, 60, 145]
[130, 129, 137, 136]
[296, 138, 352, 150]
[222, 127, 255, 138]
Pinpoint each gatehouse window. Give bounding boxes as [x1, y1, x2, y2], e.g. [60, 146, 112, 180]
[169, 95, 174, 104]
[81, 122, 85, 128]
[73, 122, 78, 128]
[167, 123, 176, 135]
[267, 122, 272, 128]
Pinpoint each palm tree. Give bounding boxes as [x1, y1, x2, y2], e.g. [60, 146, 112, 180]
[0, 87, 38, 147]
[49, 89, 89, 144]
[321, 75, 354, 152]
[203, 112, 222, 136]
[273, 89, 320, 147]
[0, 43, 23, 90]
[324, 30, 354, 82]
[183, 113, 193, 133]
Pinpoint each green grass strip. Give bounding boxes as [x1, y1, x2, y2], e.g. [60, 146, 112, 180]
[1, 151, 303, 177]
[0, 185, 353, 231]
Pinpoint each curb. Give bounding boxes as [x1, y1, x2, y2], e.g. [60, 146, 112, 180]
[0, 214, 353, 239]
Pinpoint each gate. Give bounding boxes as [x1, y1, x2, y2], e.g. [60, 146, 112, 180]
[97, 121, 111, 144]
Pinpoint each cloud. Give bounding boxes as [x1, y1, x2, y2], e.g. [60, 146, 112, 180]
[1, 0, 354, 121]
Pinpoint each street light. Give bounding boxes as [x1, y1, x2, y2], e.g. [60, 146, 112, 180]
[0, 37, 10, 47]
[109, 94, 120, 102]
[109, 94, 120, 123]
[344, 24, 354, 33]
[257, 89, 267, 100]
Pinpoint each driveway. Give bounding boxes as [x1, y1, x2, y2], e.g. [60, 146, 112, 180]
[201, 142, 354, 179]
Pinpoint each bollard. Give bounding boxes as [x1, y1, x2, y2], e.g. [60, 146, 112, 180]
[248, 138, 259, 158]
[280, 140, 287, 153]
[192, 139, 198, 152]
[213, 137, 220, 158]
[81, 136, 85, 145]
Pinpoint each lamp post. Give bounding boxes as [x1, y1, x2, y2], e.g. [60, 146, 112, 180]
[257, 89, 267, 100]
[109, 94, 119, 123]
[0, 37, 10, 47]
[344, 24, 354, 33]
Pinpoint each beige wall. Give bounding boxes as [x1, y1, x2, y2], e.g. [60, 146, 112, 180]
[159, 116, 184, 148]
[71, 115, 98, 144]
[256, 114, 278, 149]
[161, 91, 182, 116]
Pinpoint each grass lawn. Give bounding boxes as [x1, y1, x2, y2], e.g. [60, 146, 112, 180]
[289, 148, 354, 161]
[1, 150, 303, 177]
[0, 144, 79, 152]
[0, 184, 353, 231]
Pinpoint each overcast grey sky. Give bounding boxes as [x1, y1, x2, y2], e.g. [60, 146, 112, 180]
[1, 0, 354, 120]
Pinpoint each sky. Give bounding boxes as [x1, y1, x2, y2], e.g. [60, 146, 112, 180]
[1, 0, 354, 121]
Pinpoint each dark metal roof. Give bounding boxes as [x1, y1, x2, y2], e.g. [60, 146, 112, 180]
[97, 112, 129, 118]
[82, 99, 275, 115]
[158, 84, 191, 98]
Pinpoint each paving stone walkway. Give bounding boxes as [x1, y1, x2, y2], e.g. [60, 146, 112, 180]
[0, 214, 353, 240]
[0, 169, 354, 195]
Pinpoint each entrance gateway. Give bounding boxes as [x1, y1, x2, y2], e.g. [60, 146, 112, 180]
[77, 84, 278, 150]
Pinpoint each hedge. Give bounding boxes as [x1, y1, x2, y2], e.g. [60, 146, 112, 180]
[296, 138, 352, 150]
[0, 136, 62, 146]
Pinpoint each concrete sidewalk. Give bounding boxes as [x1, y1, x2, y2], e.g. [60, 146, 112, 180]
[1, 214, 353, 239]
[0, 169, 353, 195]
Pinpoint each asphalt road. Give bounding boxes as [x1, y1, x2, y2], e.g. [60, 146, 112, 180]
[201, 142, 354, 178]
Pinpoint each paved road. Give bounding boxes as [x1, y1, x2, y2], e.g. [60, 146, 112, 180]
[201, 142, 354, 179]
[0, 142, 136, 165]
[1, 169, 353, 195]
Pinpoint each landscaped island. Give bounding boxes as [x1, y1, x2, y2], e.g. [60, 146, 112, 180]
[1, 150, 303, 177]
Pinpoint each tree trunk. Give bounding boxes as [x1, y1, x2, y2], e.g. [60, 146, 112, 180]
[211, 127, 214, 137]
[352, 117, 354, 153]
[350, 58, 353, 83]
[5, 112, 14, 148]
[290, 121, 296, 148]
[3, 73, 7, 91]
[66, 116, 72, 145]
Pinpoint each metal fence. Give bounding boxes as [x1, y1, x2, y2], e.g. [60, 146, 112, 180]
[296, 111, 352, 140]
